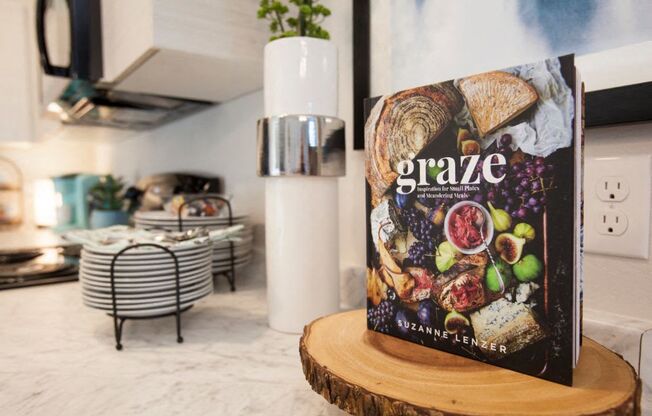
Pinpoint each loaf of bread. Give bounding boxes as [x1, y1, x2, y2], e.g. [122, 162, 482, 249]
[365, 83, 463, 206]
[432, 252, 488, 312]
[458, 71, 538, 137]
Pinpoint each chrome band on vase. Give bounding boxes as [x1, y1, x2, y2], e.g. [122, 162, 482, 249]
[256, 114, 346, 177]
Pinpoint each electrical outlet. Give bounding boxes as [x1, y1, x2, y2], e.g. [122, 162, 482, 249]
[584, 155, 651, 259]
[596, 208, 628, 236]
[596, 176, 629, 202]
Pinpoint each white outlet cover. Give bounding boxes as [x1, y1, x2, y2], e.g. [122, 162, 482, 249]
[596, 176, 630, 202]
[596, 208, 628, 236]
[585, 155, 651, 259]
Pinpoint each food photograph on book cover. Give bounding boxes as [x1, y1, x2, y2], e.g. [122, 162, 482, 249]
[365, 55, 578, 385]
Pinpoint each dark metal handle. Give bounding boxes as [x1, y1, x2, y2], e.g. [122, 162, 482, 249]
[176, 195, 237, 292]
[109, 243, 184, 350]
[36, 0, 71, 77]
[177, 196, 233, 231]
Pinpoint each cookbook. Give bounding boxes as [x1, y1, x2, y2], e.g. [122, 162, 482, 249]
[365, 55, 583, 385]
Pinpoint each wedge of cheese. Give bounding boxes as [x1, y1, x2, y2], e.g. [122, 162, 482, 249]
[470, 298, 547, 360]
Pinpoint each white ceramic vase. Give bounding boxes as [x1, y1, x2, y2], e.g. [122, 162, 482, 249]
[264, 37, 338, 116]
[260, 37, 343, 333]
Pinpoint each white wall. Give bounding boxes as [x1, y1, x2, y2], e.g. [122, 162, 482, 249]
[96, 90, 265, 224]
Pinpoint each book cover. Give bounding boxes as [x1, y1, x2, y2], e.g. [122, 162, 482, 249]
[365, 55, 580, 386]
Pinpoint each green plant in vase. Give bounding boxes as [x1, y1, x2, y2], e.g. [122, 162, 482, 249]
[88, 175, 129, 229]
[257, 0, 331, 41]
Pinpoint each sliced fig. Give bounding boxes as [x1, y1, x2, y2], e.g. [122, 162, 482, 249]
[509, 149, 526, 166]
[460, 139, 481, 156]
[494, 233, 525, 265]
[513, 222, 536, 241]
[444, 310, 470, 334]
[456, 127, 473, 152]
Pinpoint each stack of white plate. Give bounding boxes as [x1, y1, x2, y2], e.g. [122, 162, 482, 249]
[133, 211, 253, 274]
[79, 242, 214, 318]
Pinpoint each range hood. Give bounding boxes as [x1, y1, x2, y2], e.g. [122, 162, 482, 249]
[47, 80, 210, 130]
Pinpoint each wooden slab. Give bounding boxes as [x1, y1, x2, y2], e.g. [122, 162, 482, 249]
[300, 309, 640, 416]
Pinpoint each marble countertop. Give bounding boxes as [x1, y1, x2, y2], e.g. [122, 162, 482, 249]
[1, 250, 649, 415]
[0, 262, 346, 416]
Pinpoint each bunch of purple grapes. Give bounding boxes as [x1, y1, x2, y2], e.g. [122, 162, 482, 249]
[403, 208, 438, 251]
[402, 207, 439, 270]
[460, 134, 554, 219]
[368, 300, 397, 333]
[484, 134, 554, 219]
[406, 241, 434, 269]
[506, 160, 554, 217]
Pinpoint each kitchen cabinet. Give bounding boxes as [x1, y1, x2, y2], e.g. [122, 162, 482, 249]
[0, 0, 61, 144]
[102, 0, 268, 102]
[0, 0, 268, 144]
[0, 1, 37, 143]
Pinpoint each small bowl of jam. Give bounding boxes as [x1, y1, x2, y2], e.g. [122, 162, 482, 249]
[443, 201, 494, 255]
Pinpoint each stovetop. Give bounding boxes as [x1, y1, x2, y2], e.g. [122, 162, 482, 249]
[0, 248, 78, 290]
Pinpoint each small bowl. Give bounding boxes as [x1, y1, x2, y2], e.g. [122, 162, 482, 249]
[163, 193, 229, 217]
[443, 200, 494, 255]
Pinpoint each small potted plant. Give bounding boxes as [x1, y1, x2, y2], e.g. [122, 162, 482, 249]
[88, 175, 129, 229]
[257, 0, 335, 117]
[257, 0, 331, 41]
